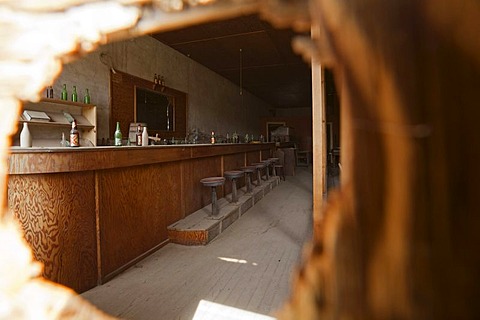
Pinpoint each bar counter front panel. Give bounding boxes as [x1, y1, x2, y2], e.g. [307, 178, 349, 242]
[7, 143, 274, 293]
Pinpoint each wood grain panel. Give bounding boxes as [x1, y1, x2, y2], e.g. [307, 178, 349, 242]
[7, 172, 97, 293]
[97, 162, 181, 280]
[182, 157, 222, 217]
[261, 148, 272, 160]
[110, 70, 187, 139]
[246, 151, 260, 166]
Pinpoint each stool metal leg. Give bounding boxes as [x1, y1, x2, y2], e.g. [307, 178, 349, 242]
[231, 178, 238, 203]
[211, 186, 218, 215]
[265, 165, 270, 180]
[245, 173, 253, 193]
[256, 168, 262, 186]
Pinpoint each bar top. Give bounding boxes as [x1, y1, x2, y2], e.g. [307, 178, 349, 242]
[9, 143, 263, 153]
[9, 143, 275, 174]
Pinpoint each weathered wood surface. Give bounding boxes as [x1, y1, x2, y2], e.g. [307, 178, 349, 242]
[281, 0, 480, 319]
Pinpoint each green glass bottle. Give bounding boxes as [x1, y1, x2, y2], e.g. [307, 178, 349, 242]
[114, 122, 122, 146]
[83, 88, 91, 104]
[71, 85, 78, 102]
[61, 84, 68, 100]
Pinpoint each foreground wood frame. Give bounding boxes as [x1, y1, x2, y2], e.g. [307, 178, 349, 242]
[1, 0, 480, 318]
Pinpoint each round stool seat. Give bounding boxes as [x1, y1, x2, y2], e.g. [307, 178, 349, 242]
[260, 160, 271, 166]
[251, 162, 267, 169]
[224, 170, 244, 179]
[268, 157, 279, 163]
[223, 170, 243, 203]
[200, 177, 225, 187]
[251, 162, 267, 186]
[240, 166, 256, 173]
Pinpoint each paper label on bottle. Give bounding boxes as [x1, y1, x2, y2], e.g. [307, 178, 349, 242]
[70, 133, 79, 147]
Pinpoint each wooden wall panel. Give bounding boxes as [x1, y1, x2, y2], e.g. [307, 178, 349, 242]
[182, 157, 222, 217]
[246, 151, 260, 166]
[97, 162, 181, 280]
[261, 148, 272, 160]
[7, 172, 97, 293]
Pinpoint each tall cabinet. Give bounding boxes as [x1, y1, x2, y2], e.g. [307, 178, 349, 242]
[16, 98, 97, 147]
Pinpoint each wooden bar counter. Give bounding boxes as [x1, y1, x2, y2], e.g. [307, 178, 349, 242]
[7, 143, 274, 293]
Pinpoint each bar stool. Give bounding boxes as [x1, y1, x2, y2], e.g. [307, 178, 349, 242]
[200, 177, 225, 216]
[268, 157, 279, 176]
[260, 159, 271, 180]
[251, 162, 267, 186]
[240, 166, 256, 193]
[223, 170, 244, 203]
[275, 164, 285, 181]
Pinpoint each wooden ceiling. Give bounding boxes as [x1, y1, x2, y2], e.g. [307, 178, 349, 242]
[152, 13, 312, 109]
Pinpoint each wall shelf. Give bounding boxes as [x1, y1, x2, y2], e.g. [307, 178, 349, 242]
[17, 98, 97, 147]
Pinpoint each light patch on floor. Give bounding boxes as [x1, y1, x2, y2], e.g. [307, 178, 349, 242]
[193, 300, 276, 320]
[218, 257, 258, 266]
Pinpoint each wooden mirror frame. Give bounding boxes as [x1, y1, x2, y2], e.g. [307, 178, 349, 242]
[110, 70, 187, 140]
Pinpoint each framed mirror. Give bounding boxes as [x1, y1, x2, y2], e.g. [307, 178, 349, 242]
[110, 70, 187, 140]
[135, 87, 174, 131]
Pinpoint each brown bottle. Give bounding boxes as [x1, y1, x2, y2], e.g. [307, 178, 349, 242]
[136, 124, 142, 146]
[70, 120, 80, 147]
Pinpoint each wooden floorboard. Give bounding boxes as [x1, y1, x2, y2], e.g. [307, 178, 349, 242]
[82, 167, 313, 320]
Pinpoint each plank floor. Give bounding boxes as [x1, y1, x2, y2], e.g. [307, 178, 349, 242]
[82, 167, 313, 320]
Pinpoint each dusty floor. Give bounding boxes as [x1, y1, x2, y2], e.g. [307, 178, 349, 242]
[82, 167, 314, 320]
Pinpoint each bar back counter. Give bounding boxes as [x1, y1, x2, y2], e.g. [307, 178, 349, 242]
[8, 143, 274, 293]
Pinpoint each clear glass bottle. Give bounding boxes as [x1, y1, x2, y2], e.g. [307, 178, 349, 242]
[61, 84, 68, 100]
[211, 131, 215, 144]
[71, 85, 78, 102]
[114, 122, 122, 146]
[69, 120, 80, 147]
[83, 88, 91, 104]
